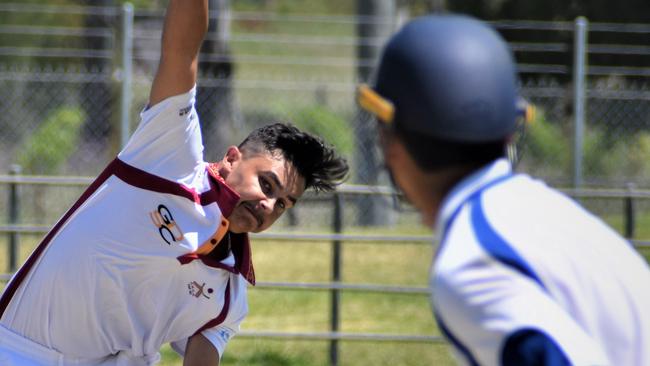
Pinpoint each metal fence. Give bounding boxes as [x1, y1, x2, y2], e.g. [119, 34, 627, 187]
[0, 172, 435, 365]
[1, 173, 650, 365]
[2, 5, 650, 229]
[2, 4, 650, 186]
[2, 2, 650, 365]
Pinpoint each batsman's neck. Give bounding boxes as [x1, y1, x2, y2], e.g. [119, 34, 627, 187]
[417, 165, 478, 228]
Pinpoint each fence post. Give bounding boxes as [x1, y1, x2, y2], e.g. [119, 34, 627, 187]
[624, 182, 636, 240]
[330, 192, 344, 366]
[8, 164, 21, 272]
[355, 0, 394, 226]
[573, 16, 588, 188]
[120, 3, 134, 148]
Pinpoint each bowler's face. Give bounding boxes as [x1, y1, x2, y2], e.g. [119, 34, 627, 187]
[225, 152, 305, 233]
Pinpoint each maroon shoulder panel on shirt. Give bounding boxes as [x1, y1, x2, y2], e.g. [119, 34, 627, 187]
[0, 159, 118, 319]
[0, 158, 255, 320]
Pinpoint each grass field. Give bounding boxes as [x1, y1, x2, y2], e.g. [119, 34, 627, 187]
[153, 232, 455, 365]
[1, 1, 649, 364]
[1, 179, 649, 366]
[0, 230, 456, 365]
[2, 218, 650, 365]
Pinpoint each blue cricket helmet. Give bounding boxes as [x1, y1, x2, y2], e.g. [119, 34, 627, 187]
[358, 14, 521, 143]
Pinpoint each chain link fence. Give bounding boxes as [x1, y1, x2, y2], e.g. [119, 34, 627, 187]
[1, 2, 650, 229]
[1, 3, 650, 365]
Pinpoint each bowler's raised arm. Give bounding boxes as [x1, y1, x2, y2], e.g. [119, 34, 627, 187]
[149, 0, 208, 106]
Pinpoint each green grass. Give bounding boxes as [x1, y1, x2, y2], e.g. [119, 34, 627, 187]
[0, 231, 451, 365]
[604, 211, 650, 240]
[159, 339, 454, 366]
[2, 216, 650, 365]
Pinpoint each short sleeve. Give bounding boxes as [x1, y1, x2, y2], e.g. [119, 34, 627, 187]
[200, 282, 248, 360]
[169, 325, 237, 360]
[200, 325, 238, 359]
[118, 86, 204, 182]
[171, 297, 246, 360]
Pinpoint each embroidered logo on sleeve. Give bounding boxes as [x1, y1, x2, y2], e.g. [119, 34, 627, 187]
[150, 204, 184, 245]
[188, 281, 213, 299]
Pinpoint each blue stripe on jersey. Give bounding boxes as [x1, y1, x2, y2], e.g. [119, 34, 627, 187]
[501, 328, 571, 366]
[470, 194, 547, 291]
[434, 173, 516, 366]
[442, 174, 514, 243]
[433, 312, 480, 366]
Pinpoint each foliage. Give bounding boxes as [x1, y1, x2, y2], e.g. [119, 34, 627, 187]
[520, 104, 650, 186]
[16, 106, 86, 174]
[519, 109, 571, 177]
[585, 130, 650, 184]
[287, 104, 354, 156]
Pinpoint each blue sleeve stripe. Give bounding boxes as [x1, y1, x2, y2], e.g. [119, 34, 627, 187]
[433, 311, 481, 366]
[502, 328, 572, 366]
[470, 194, 547, 291]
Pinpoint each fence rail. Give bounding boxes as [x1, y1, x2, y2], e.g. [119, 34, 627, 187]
[0, 172, 442, 362]
[2, 176, 650, 336]
[236, 331, 445, 343]
[2, 174, 650, 244]
[2, 4, 650, 364]
[4, 174, 649, 360]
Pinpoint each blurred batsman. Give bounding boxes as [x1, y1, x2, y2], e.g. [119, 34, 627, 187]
[358, 14, 650, 366]
[0, 0, 347, 365]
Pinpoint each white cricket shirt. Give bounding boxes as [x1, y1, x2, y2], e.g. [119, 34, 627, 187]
[0, 87, 254, 364]
[431, 158, 650, 366]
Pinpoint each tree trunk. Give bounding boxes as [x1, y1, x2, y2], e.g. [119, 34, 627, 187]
[197, 0, 241, 161]
[82, 0, 113, 146]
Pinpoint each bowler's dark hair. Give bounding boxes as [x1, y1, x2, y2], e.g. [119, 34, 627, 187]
[238, 123, 349, 192]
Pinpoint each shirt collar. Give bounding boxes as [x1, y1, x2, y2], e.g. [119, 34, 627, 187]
[434, 158, 512, 235]
[229, 232, 255, 285]
[206, 163, 240, 217]
[206, 164, 256, 286]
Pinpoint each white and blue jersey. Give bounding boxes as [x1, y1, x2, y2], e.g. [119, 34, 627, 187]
[431, 158, 650, 366]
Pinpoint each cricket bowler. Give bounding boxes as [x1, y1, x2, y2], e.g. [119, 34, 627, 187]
[0, 0, 348, 364]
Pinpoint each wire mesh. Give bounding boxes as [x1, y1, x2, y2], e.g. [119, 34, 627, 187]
[1, 3, 649, 229]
